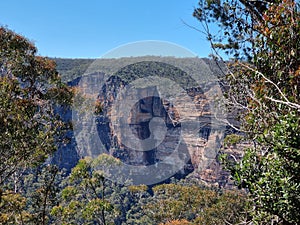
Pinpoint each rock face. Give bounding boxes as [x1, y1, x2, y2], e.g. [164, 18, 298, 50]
[98, 79, 225, 184]
[54, 57, 239, 187]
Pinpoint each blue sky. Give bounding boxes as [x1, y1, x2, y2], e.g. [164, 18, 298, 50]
[0, 0, 212, 58]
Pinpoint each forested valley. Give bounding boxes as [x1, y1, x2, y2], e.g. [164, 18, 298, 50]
[1, 0, 300, 224]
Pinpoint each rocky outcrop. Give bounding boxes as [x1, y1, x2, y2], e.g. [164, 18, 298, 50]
[54, 57, 241, 187]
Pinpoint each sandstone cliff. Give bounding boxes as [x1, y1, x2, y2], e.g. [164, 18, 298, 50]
[53, 57, 241, 187]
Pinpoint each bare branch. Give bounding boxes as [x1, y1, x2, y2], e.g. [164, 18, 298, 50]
[239, 62, 300, 110]
[180, 19, 207, 36]
[265, 96, 300, 110]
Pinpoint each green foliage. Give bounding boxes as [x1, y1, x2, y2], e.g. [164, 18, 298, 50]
[144, 183, 248, 224]
[160, 219, 192, 225]
[51, 155, 118, 225]
[0, 191, 32, 224]
[54, 56, 223, 84]
[195, 0, 300, 224]
[0, 165, 64, 225]
[125, 185, 152, 224]
[0, 157, 249, 225]
[223, 133, 243, 147]
[52, 58, 94, 82]
[0, 26, 73, 186]
[0, 27, 73, 225]
[25, 166, 61, 225]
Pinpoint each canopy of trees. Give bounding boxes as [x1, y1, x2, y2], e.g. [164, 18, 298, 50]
[0, 26, 73, 224]
[194, 0, 300, 224]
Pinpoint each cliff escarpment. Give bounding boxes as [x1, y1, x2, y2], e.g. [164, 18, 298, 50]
[53, 57, 240, 186]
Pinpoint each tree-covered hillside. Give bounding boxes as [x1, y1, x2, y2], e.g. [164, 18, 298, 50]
[53, 56, 224, 83]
